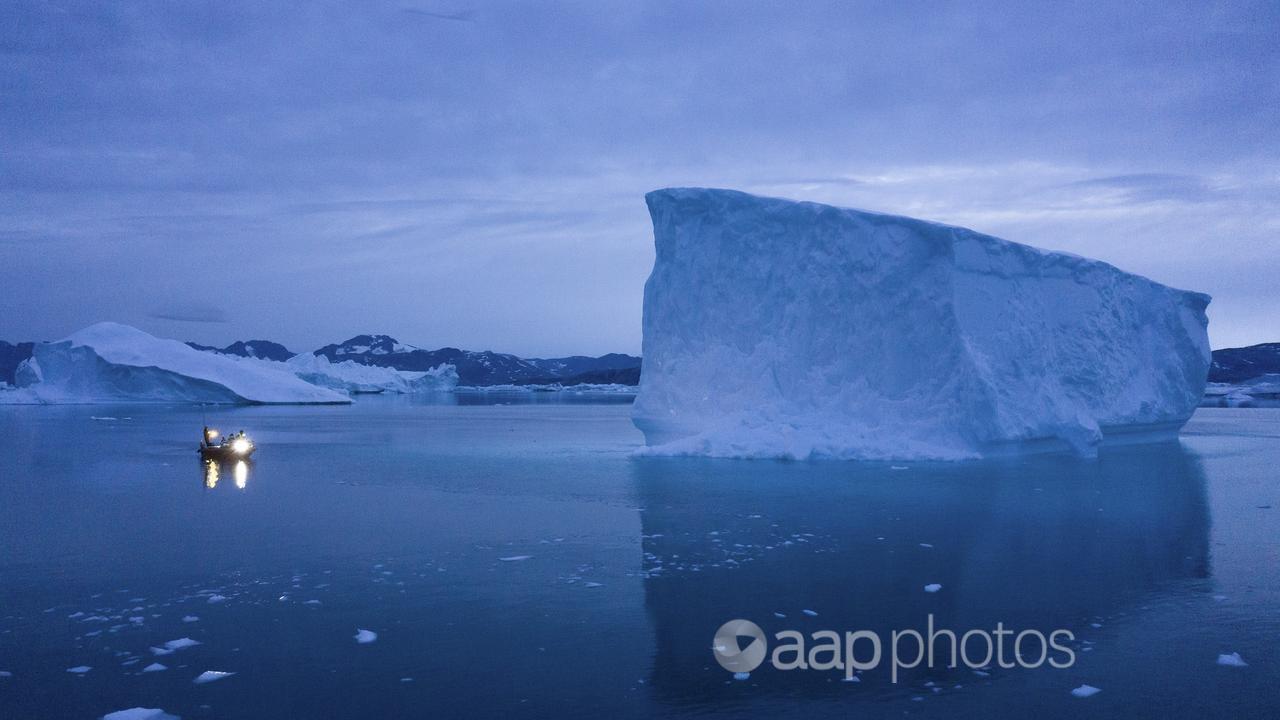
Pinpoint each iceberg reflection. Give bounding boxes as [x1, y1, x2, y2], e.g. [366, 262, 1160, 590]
[632, 443, 1210, 700]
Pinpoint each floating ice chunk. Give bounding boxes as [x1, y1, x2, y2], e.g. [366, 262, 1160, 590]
[66, 665, 92, 674]
[773, 612, 786, 619]
[149, 647, 174, 656]
[182, 616, 199, 623]
[193, 670, 235, 684]
[400, 677, 414, 683]
[0, 671, 11, 678]
[101, 709, 179, 720]
[733, 672, 750, 681]
[354, 629, 378, 644]
[918, 543, 934, 549]
[141, 663, 167, 673]
[583, 582, 604, 588]
[303, 600, 322, 605]
[1071, 684, 1101, 698]
[499, 555, 532, 562]
[802, 609, 818, 617]
[924, 584, 942, 593]
[890, 466, 908, 471]
[162, 638, 201, 651]
[206, 595, 227, 604]
[1217, 652, 1248, 667]
[633, 188, 1211, 460]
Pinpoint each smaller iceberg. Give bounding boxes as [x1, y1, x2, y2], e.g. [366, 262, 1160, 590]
[5, 323, 349, 405]
[283, 352, 457, 394]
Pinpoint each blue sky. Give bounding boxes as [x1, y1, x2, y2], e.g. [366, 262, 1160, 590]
[2, 1, 1277, 355]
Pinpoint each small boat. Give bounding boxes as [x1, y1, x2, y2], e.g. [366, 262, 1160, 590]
[199, 426, 256, 460]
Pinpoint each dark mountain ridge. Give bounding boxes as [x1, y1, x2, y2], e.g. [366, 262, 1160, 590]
[312, 335, 641, 386]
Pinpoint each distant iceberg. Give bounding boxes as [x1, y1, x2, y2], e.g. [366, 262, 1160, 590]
[4, 322, 349, 405]
[0, 323, 460, 404]
[633, 188, 1211, 460]
[283, 352, 457, 395]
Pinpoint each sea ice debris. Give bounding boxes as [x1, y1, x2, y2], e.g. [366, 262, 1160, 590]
[101, 709, 179, 720]
[1217, 652, 1248, 667]
[1071, 684, 1101, 698]
[162, 638, 201, 651]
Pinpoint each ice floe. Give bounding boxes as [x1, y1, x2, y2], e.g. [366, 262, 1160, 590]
[1071, 684, 1101, 698]
[924, 583, 942, 593]
[101, 709, 179, 720]
[161, 637, 201, 651]
[192, 670, 235, 684]
[1217, 652, 1248, 667]
[354, 629, 378, 644]
[142, 663, 168, 673]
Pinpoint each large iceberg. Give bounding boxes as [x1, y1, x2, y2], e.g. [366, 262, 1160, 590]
[633, 188, 1211, 460]
[7, 322, 350, 404]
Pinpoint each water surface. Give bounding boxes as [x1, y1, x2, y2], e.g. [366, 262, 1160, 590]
[0, 400, 1276, 718]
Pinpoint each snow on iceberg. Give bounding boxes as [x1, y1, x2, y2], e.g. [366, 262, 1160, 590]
[5, 322, 349, 405]
[634, 188, 1211, 460]
[283, 352, 457, 394]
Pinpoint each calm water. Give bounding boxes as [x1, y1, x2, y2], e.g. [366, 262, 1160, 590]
[1, 399, 1276, 719]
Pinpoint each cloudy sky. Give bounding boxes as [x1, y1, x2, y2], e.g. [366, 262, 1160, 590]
[2, 1, 1277, 356]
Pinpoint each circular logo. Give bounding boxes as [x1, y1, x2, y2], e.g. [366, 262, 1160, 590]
[712, 619, 767, 673]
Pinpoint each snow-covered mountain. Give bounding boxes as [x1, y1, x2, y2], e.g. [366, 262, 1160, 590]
[3, 332, 640, 390]
[312, 335, 640, 386]
[186, 339, 295, 362]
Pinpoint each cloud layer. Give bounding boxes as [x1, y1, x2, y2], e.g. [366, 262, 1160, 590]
[2, 1, 1277, 353]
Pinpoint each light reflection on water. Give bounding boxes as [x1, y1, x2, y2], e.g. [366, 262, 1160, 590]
[202, 458, 252, 490]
